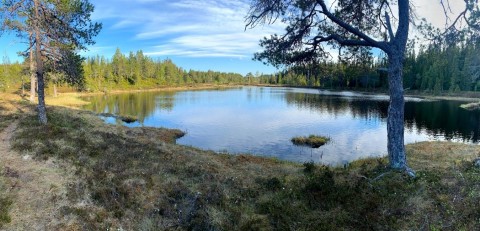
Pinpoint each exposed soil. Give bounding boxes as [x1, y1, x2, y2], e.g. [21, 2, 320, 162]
[0, 121, 76, 230]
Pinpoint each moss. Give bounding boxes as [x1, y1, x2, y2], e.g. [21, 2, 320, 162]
[291, 135, 330, 148]
[0, 197, 12, 227]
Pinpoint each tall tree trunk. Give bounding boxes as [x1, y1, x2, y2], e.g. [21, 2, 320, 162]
[384, 0, 414, 177]
[21, 75, 24, 96]
[34, 0, 47, 124]
[29, 37, 36, 103]
[387, 54, 407, 169]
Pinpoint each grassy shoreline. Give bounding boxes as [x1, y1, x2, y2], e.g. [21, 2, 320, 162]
[1, 89, 480, 229]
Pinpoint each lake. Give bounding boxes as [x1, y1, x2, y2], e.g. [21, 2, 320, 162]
[82, 87, 480, 165]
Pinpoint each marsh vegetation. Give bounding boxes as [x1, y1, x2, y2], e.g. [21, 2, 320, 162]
[291, 135, 330, 148]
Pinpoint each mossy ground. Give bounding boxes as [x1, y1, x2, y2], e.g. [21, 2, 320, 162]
[1, 91, 480, 230]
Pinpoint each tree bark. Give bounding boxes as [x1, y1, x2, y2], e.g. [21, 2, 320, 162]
[34, 0, 47, 124]
[29, 39, 36, 103]
[384, 0, 414, 176]
[387, 54, 406, 169]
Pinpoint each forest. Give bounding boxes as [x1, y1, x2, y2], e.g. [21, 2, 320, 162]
[2, 41, 480, 94]
[258, 39, 480, 92]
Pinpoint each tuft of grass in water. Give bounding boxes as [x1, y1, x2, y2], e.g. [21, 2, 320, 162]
[119, 115, 138, 123]
[291, 135, 330, 148]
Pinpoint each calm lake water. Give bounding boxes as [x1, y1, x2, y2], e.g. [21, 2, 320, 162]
[82, 87, 480, 165]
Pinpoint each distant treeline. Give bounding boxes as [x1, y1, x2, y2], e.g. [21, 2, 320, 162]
[1, 42, 480, 94]
[82, 48, 245, 91]
[257, 40, 480, 92]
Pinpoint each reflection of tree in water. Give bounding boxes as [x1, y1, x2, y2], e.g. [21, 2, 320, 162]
[405, 101, 480, 142]
[83, 91, 176, 123]
[283, 92, 389, 120]
[284, 92, 480, 142]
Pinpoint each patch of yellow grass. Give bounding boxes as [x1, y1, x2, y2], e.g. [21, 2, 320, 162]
[45, 93, 90, 108]
[406, 141, 480, 171]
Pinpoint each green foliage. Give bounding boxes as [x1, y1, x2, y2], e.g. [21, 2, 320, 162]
[259, 39, 480, 94]
[82, 48, 246, 91]
[0, 62, 25, 92]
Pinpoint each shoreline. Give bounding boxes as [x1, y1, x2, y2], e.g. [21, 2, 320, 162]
[52, 84, 480, 105]
[2, 88, 480, 229]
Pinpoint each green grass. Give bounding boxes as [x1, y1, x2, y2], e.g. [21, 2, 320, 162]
[291, 135, 330, 148]
[0, 167, 12, 228]
[6, 103, 480, 230]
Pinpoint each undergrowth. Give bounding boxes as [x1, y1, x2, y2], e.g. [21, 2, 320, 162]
[9, 105, 480, 230]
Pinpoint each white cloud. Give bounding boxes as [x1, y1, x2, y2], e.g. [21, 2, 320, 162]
[89, 0, 468, 61]
[90, 0, 284, 58]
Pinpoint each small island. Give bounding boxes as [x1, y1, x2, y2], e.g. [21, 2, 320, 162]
[98, 113, 138, 123]
[291, 135, 330, 148]
[460, 102, 480, 110]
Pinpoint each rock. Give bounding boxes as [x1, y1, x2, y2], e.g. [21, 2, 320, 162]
[474, 158, 480, 168]
[22, 155, 31, 160]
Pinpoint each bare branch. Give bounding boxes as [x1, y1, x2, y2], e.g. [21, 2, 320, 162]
[385, 12, 395, 42]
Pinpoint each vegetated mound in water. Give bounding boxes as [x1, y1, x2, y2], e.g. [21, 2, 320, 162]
[98, 112, 138, 123]
[291, 135, 330, 148]
[460, 102, 480, 110]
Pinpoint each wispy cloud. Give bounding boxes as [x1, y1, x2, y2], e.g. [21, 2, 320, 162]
[90, 0, 283, 58]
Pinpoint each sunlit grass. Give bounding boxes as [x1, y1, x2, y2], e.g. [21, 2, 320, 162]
[45, 93, 91, 108]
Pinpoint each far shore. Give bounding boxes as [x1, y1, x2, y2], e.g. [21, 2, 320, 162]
[29, 83, 480, 111]
[251, 84, 480, 102]
[50, 83, 480, 101]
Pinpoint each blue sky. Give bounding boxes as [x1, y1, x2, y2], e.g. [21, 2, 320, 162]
[0, 0, 285, 75]
[0, 0, 463, 75]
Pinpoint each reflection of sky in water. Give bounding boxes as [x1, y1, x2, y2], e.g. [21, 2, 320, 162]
[90, 87, 478, 166]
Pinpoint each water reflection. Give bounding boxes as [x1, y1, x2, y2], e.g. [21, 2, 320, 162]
[82, 87, 480, 165]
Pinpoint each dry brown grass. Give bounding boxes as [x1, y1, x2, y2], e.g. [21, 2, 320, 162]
[407, 141, 480, 170]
